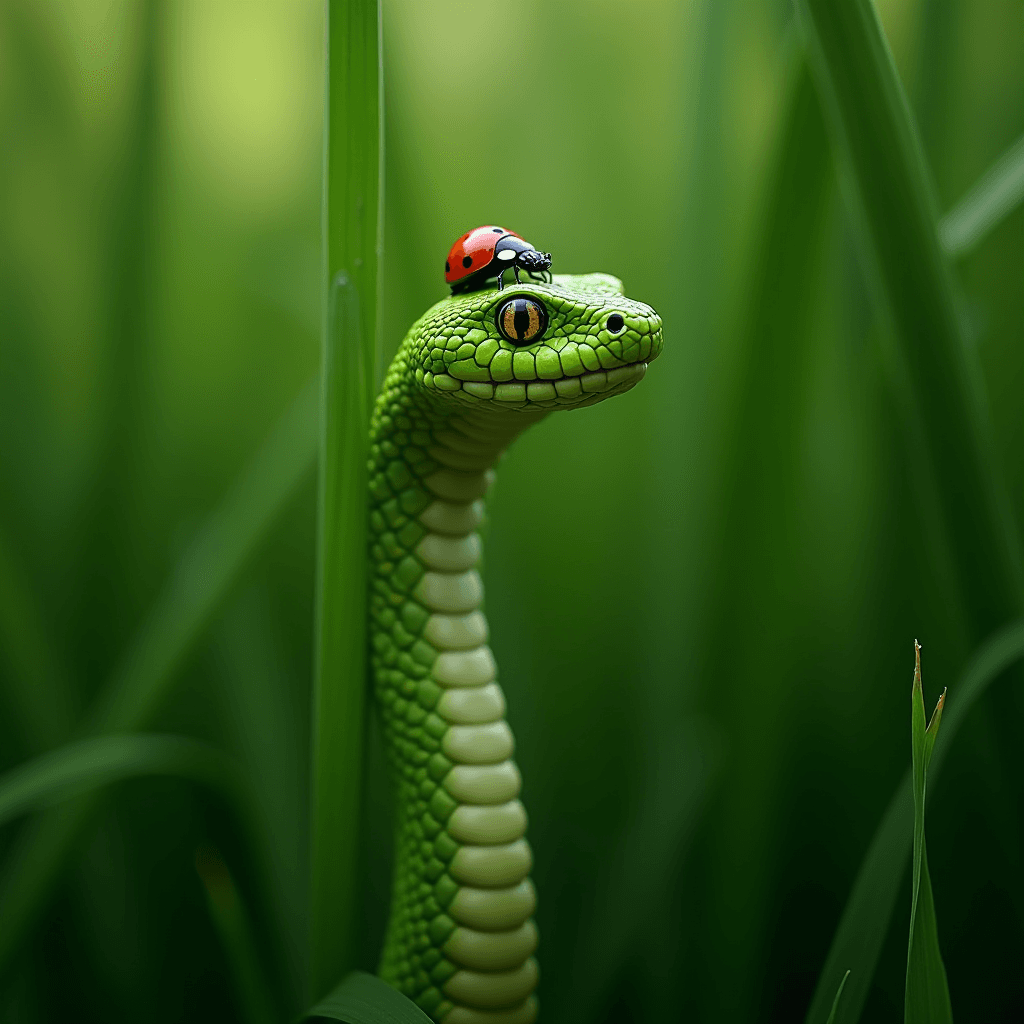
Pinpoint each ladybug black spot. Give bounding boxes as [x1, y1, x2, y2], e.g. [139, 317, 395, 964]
[606, 313, 625, 334]
[445, 260, 450, 273]
[492, 228, 503, 233]
[462, 255, 473, 268]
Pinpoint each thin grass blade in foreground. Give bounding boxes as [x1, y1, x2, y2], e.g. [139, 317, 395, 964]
[905, 642, 953, 1022]
[0, 382, 317, 973]
[939, 133, 1024, 258]
[311, 0, 383, 999]
[794, 0, 1024, 639]
[804, 621, 1024, 1024]
[303, 971, 431, 1024]
[825, 971, 851, 1024]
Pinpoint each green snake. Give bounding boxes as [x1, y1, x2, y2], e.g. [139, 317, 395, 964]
[368, 271, 663, 1023]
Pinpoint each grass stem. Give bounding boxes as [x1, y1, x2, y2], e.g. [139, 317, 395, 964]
[309, 0, 383, 999]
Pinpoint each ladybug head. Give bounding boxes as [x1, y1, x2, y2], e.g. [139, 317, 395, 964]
[517, 250, 552, 273]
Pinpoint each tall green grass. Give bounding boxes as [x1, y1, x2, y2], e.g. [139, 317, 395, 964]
[310, 0, 382, 1001]
[0, 383, 317, 973]
[0, 0, 1022, 1020]
[797, 0, 1024, 639]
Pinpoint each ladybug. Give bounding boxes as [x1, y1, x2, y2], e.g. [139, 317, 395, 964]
[444, 225, 552, 294]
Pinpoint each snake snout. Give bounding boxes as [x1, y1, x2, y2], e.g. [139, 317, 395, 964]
[605, 303, 663, 365]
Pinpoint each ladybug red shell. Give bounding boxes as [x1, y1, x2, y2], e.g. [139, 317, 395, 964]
[444, 225, 553, 294]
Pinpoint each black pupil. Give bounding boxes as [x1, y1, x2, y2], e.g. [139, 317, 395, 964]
[497, 297, 546, 345]
[607, 313, 624, 333]
[513, 301, 532, 339]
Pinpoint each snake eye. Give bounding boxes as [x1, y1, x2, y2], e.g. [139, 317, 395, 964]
[495, 297, 548, 346]
[606, 313, 625, 334]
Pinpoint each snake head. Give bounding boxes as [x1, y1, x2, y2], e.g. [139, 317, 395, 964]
[403, 273, 663, 412]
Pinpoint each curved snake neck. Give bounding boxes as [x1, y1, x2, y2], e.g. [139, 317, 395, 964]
[368, 273, 663, 1023]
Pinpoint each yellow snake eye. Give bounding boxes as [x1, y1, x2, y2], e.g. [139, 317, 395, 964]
[495, 297, 548, 346]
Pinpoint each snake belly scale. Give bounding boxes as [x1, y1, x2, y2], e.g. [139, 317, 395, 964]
[368, 273, 663, 1023]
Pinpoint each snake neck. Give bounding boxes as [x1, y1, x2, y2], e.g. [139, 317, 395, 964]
[368, 385, 544, 1024]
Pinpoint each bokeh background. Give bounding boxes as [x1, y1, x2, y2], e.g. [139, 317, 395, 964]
[2, 0, 1023, 1021]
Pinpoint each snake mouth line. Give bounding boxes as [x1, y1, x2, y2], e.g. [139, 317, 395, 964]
[455, 359, 649, 408]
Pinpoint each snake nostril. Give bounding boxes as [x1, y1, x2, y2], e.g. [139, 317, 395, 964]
[606, 313, 625, 334]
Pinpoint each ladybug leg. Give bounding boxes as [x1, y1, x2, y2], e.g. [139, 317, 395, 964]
[513, 265, 522, 285]
[496, 268, 505, 291]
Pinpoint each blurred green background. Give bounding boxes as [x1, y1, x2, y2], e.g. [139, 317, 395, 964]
[1, 0, 1023, 1021]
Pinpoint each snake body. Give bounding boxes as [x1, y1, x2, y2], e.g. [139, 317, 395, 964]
[368, 272, 663, 1023]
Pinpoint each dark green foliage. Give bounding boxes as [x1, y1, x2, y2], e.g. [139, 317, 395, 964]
[0, 1, 1023, 1022]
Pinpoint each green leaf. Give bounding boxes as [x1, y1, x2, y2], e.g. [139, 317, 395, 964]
[0, 734, 242, 831]
[303, 971, 432, 1024]
[794, 0, 1024, 640]
[939, 133, 1024, 257]
[310, 0, 383, 998]
[905, 643, 953, 1023]
[825, 971, 851, 1024]
[805, 621, 1024, 1024]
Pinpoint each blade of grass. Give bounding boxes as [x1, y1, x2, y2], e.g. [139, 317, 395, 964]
[905, 641, 952, 1021]
[0, 734, 242, 830]
[0, 380, 317, 973]
[310, 0, 383, 999]
[794, 0, 1024, 640]
[826, 971, 851, 1024]
[805, 621, 1024, 1024]
[196, 845, 279, 1024]
[303, 971, 431, 1024]
[939, 133, 1024, 258]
